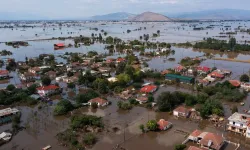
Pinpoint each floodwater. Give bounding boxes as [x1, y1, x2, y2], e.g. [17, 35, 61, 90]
[1, 21, 250, 150]
[0, 86, 250, 150]
[1, 21, 250, 43]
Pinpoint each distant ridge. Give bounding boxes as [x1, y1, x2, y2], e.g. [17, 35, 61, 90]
[128, 12, 172, 22]
[165, 9, 250, 20]
[89, 12, 135, 21]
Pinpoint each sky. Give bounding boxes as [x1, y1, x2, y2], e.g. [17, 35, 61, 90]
[0, 0, 250, 19]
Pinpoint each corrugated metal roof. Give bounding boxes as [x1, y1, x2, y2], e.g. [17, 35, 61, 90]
[166, 74, 194, 81]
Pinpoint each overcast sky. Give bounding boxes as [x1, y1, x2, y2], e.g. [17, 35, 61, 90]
[1, 0, 249, 19]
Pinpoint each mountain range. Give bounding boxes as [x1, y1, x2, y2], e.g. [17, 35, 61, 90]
[165, 9, 250, 20]
[89, 9, 250, 21]
[1, 9, 250, 21]
[89, 12, 135, 21]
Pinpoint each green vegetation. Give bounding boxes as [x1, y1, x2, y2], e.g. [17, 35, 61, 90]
[194, 37, 250, 51]
[174, 144, 187, 150]
[146, 120, 158, 131]
[0, 85, 38, 105]
[156, 81, 245, 118]
[0, 49, 12, 56]
[41, 76, 51, 86]
[240, 74, 249, 82]
[67, 82, 76, 89]
[71, 115, 103, 129]
[75, 89, 99, 104]
[54, 100, 74, 116]
[93, 78, 109, 94]
[57, 114, 103, 149]
[139, 124, 145, 133]
[180, 57, 201, 66]
[117, 101, 133, 110]
[83, 133, 97, 145]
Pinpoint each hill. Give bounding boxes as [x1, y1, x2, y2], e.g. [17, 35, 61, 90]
[165, 9, 250, 20]
[128, 12, 172, 22]
[89, 12, 135, 21]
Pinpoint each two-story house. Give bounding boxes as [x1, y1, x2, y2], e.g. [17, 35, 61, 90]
[227, 112, 250, 138]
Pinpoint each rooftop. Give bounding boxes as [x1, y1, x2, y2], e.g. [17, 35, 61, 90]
[228, 112, 250, 124]
[0, 108, 19, 117]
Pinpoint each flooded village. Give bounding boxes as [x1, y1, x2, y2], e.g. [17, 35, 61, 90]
[0, 19, 250, 150]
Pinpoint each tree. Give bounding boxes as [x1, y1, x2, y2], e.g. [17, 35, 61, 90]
[67, 82, 76, 89]
[78, 70, 96, 86]
[146, 120, 158, 131]
[166, 43, 171, 49]
[54, 100, 74, 116]
[174, 144, 186, 150]
[157, 92, 178, 112]
[124, 65, 135, 78]
[93, 78, 109, 94]
[6, 84, 16, 91]
[240, 74, 249, 82]
[83, 133, 97, 145]
[116, 62, 126, 74]
[42, 76, 51, 86]
[148, 95, 154, 102]
[27, 84, 37, 94]
[229, 37, 236, 50]
[75, 90, 99, 104]
[139, 124, 145, 133]
[117, 73, 131, 86]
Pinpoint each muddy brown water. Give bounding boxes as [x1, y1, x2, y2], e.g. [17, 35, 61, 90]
[1, 86, 249, 150]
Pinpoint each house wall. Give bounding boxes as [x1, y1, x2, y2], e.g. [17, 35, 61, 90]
[173, 111, 179, 117]
[229, 121, 247, 128]
[246, 127, 250, 138]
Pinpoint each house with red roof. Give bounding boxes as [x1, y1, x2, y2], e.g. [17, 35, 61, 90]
[0, 70, 9, 79]
[54, 43, 65, 48]
[196, 66, 211, 74]
[37, 85, 60, 96]
[228, 80, 241, 87]
[88, 97, 109, 107]
[116, 57, 126, 63]
[157, 119, 172, 131]
[173, 106, 191, 118]
[174, 65, 185, 72]
[207, 71, 224, 79]
[140, 85, 157, 93]
[106, 58, 115, 64]
[186, 130, 225, 150]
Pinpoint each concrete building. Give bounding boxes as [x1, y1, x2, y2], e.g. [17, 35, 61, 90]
[227, 112, 250, 138]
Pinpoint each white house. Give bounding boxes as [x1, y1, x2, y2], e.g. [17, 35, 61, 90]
[88, 97, 109, 107]
[227, 112, 250, 138]
[0, 132, 12, 141]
